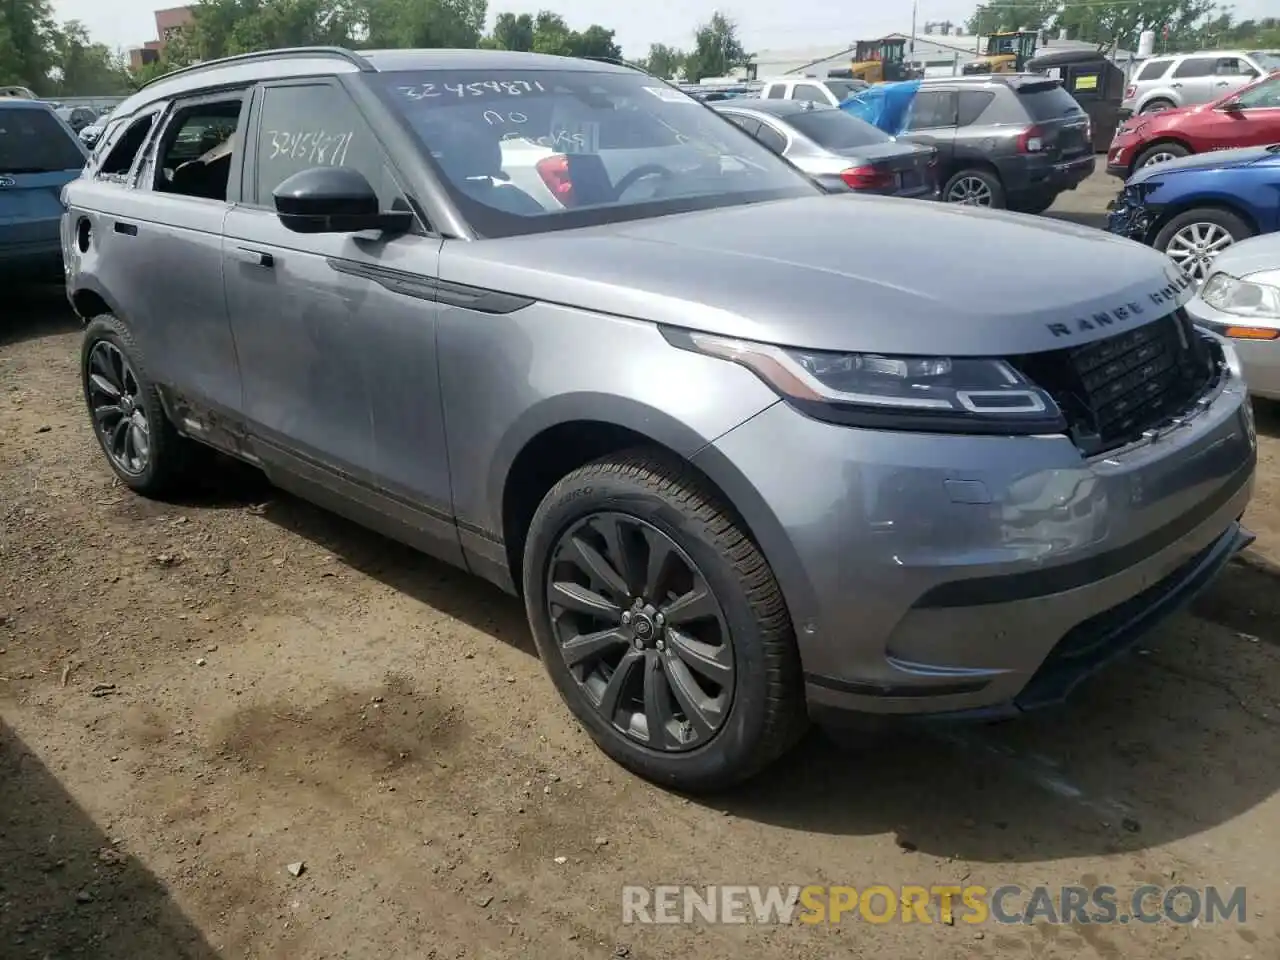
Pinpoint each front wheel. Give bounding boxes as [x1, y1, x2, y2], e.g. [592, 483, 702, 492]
[943, 169, 1005, 209]
[521, 450, 808, 792]
[1134, 141, 1189, 171]
[1153, 208, 1254, 285]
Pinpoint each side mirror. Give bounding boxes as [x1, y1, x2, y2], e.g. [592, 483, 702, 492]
[1221, 99, 1244, 112]
[272, 167, 412, 235]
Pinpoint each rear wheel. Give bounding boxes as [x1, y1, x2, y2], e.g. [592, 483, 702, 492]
[1134, 141, 1189, 171]
[521, 449, 808, 792]
[943, 169, 1005, 209]
[81, 314, 203, 497]
[1153, 208, 1254, 284]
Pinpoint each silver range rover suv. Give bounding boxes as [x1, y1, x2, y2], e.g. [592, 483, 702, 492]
[62, 47, 1257, 792]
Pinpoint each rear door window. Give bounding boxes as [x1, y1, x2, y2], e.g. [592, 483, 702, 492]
[785, 108, 890, 148]
[957, 90, 995, 126]
[1016, 82, 1085, 121]
[1136, 59, 1172, 81]
[1172, 57, 1214, 78]
[0, 106, 85, 173]
[765, 84, 786, 99]
[908, 90, 957, 129]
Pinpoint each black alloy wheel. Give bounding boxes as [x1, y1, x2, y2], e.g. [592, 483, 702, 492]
[86, 339, 151, 477]
[545, 511, 735, 752]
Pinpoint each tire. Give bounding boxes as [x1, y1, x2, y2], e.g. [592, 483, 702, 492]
[942, 168, 1005, 209]
[1152, 208, 1254, 285]
[1008, 193, 1055, 216]
[1139, 98, 1175, 114]
[81, 314, 202, 497]
[521, 449, 808, 793]
[1134, 141, 1189, 172]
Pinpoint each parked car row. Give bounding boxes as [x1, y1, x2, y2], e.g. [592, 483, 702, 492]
[48, 47, 1257, 792]
[1105, 69, 1280, 285]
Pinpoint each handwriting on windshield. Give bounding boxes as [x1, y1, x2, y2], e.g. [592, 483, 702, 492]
[265, 129, 354, 166]
[397, 80, 547, 101]
[483, 110, 528, 125]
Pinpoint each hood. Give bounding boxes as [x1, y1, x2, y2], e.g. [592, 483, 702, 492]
[1128, 144, 1279, 183]
[1202, 230, 1280, 279]
[441, 195, 1191, 356]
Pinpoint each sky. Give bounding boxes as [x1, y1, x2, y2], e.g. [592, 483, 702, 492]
[50, 0, 1277, 59]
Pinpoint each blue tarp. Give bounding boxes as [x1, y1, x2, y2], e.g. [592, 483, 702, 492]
[839, 79, 922, 137]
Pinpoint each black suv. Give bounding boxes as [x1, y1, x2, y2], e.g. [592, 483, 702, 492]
[901, 75, 1095, 214]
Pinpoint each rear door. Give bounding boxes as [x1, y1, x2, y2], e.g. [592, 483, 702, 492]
[1169, 55, 1219, 106]
[0, 104, 86, 263]
[900, 88, 958, 167]
[1014, 80, 1091, 160]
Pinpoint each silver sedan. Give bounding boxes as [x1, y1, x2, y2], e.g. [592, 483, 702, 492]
[712, 99, 939, 200]
[1187, 232, 1280, 400]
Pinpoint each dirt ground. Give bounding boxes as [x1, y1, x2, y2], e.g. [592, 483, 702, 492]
[4, 169, 1280, 959]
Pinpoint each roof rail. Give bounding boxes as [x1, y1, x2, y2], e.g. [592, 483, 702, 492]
[140, 46, 373, 90]
[578, 55, 647, 72]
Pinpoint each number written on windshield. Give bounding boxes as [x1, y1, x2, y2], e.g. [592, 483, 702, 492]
[397, 80, 547, 101]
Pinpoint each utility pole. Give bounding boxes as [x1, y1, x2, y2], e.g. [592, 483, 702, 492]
[909, 0, 918, 69]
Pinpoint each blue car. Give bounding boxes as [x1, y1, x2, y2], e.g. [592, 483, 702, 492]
[0, 98, 88, 282]
[1107, 144, 1280, 284]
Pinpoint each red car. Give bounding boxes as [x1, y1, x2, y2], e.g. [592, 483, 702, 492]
[1107, 70, 1280, 178]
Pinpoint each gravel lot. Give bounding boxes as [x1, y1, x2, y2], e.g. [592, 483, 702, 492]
[3, 169, 1280, 959]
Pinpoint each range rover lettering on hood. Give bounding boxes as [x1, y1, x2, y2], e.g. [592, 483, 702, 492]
[1045, 273, 1194, 339]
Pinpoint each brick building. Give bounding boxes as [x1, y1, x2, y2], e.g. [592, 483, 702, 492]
[129, 6, 194, 71]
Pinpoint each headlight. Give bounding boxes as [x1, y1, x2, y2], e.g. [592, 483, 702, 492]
[663, 328, 1065, 434]
[1201, 270, 1280, 328]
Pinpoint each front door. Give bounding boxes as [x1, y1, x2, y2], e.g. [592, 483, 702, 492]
[223, 78, 459, 563]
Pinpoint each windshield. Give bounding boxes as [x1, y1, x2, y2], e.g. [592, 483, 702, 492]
[822, 80, 867, 102]
[1249, 51, 1280, 72]
[374, 68, 818, 238]
[785, 107, 891, 149]
[0, 106, 85, 173]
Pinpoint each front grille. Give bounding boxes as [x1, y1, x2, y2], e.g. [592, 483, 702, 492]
[1013, 309, 1217, 456]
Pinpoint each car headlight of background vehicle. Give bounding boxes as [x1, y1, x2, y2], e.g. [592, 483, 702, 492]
[1201, 269, 1280, 335]
[663, 328, 1066, 434]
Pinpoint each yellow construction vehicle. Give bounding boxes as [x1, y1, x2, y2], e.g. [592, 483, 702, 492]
[962, 31, 1039, 75]
[845, 38, 914, 84]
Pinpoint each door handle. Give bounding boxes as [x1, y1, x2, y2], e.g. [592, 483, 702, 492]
[1171, 82, 1182, 88]
[1215, 80, 1229, 85]
[113, 221, 137, 236]
[234, 246, 274, 268]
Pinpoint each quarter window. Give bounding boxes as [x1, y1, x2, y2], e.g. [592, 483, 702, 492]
[98, 114, 155, 176]
[765, 84, 786, 99]
[754, 121, 787, 154]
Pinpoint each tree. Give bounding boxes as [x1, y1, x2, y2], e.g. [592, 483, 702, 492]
[640, 43, 685, 79]
[683, 12, 747, 83]
[0, 0, 60, 93]
[573, 24, 621, 60]
[967, 1, 1058, 35]
[486, 11, 534, 50]
[51, 20, 132, 95]
[1057, 0, 1216, 50]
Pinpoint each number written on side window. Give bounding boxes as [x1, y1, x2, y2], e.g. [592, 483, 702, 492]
[255, 84, 402, 208]
[263, 128, 355, 166]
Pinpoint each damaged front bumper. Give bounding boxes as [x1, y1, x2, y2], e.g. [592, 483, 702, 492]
[1106, 189, 1158, 243]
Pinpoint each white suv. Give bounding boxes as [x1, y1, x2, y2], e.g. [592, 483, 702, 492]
[1122, 49, 1280, 117]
